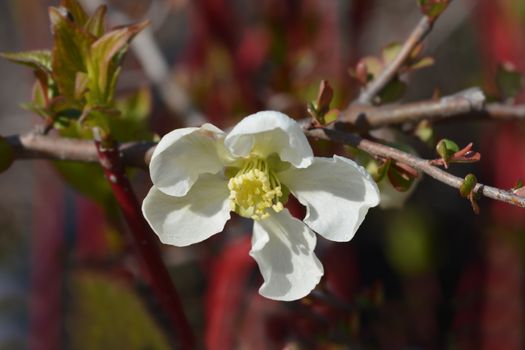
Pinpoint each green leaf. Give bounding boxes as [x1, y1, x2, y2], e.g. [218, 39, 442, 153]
[460, 173, 477, 198]
[0, 50, 52, 73]
[115, 88, 151, 122]
[374, 158, 392, 182]
[69, 273, 171, 350]
[78, 107, 117, 136]
[23, 80, 66, 121]
[409, 56, 435, 70]
[323, 108, 339, 124]
[60, 0, 88, 25]
[31, 80, 48, 108]
[316, 80, 333, 113]
[21, 102, 51, 120]
[49, 6, 96, 100]
[85, 5, 107, 38]
[48, 98, 83, 128]
[75, 72, 89, 100]
[54, 162, 114, 207]
[436, 138, 459, 162]
[378, 77, 406, 103]
[360, 56, 383, 81]
[111, 88, 154, 142]
[418, 0, 449, 20]
[387, 165, 415, 192]
[306, 101, 318, 122]
[86, 21, 148, 105]
[414, 121, 434, 144]
[381, 43, 402, 65]
[0, 136, 14, 173]
[496, 62, 524, 101]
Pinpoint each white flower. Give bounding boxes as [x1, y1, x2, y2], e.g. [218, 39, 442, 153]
[142, 111, 380, 301]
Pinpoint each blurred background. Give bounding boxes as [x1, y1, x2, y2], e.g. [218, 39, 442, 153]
[0, 0, 525, 349]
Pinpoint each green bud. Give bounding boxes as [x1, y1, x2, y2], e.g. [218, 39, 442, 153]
[418, 0, 449, 20]
[460, 173, 477, 198]
[436, 138, 459, 162]
[370, 158, 391, 182]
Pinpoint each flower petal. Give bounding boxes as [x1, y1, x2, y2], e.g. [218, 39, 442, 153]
[142, 174, 231, 247]
[225, 111, 313, 168]
[249, 209, 323, 301]
[278, 155, 380, 242]
[150, 123, 226, 197]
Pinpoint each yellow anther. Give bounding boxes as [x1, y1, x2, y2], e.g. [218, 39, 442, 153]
[228, 158, 284, 220]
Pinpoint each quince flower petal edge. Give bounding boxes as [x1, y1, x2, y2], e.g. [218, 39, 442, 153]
[142, 111, 380, 301]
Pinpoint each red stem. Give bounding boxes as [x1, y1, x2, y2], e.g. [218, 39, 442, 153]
[94, 136, 195, 349]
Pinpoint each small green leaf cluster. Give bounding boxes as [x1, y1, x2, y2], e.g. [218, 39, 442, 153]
[350, 43, 434, 104]
[435, 139, 480, 168]
[307, 80, 339, 125]
[435, 138, 459, 164]
[1, 0, 149, 139]
[417, 0, 449, 20]
[0, 0, 153, 205]
[352, 143, 419, 194]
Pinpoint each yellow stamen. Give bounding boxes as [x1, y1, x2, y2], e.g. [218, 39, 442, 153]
[228, 158, 284, 220]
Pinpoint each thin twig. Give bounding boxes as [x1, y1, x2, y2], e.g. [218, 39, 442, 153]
[5, 125, 525, 209]
[7, 98, 525, 165]
[485, 103, 525, 120]
[341, 88, 488, 131]
[356, 16, 434, 105]
[5, 133, 154, 168]
[92, 130, 195, 350]
[305, 127, 525, 208]
[5, 100, 525, 210]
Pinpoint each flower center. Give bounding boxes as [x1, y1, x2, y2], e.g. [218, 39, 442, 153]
[228, 158, 284, 220]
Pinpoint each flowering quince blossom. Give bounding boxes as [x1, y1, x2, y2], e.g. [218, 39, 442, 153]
[142, 111, 380, 301]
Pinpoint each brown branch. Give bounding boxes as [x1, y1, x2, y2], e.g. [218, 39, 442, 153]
[340, 88, 490, 131]
[5, 108, 525, 210]
[485, 103, 525, 120]
[356, 16, 435, 105]
[9, 98, 523, 167]
[5, 133, 154, 168]
[9, 96, 524, 166]
[305, 127, 525, 208]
